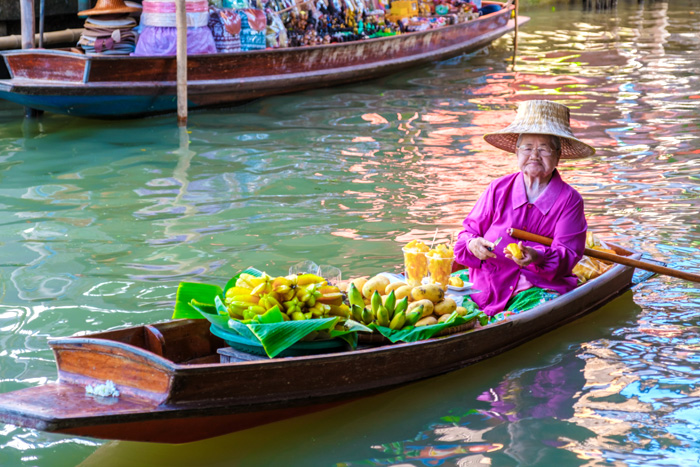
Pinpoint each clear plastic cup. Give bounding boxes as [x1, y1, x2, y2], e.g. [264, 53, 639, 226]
[427, 253, 454, 291]
[289, 260, 319, 276]
[402, 247, 428, 287]
[318, 265, 342, 285]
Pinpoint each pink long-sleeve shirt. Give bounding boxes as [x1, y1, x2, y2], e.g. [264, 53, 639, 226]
[454, 170, 587, 316]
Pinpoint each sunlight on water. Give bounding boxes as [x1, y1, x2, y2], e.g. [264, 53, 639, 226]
[0, 1, 699, 466]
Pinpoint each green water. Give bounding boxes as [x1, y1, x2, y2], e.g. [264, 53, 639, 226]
[2, 1, 700, 465]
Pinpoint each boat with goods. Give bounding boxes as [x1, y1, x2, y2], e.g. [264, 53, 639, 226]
[0, 241, 640, 444]
[0, 2, 526, 118]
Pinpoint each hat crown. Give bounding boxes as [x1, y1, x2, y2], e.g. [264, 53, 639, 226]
[483, 99, 595, 159]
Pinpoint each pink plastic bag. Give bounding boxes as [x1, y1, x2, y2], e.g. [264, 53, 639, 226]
[132, 26, 217, 56]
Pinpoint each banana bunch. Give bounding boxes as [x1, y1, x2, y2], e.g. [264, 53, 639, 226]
[225, 271, 348, 322]
[347, 283, 423, 330]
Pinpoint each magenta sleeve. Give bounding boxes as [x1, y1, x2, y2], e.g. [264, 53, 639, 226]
[454, 184, 495, 269]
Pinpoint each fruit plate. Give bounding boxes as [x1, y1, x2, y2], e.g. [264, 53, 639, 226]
[209, 324, 349, 358]
[447, 282, 474, 292]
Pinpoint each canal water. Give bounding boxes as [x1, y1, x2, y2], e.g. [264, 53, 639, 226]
[1, 1, 699, 465]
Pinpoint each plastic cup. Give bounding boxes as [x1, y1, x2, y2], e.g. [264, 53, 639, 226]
[402, 247, 428, 287]
[427, 253, 454, 291]
[318, 265, 342, 285]
[289, 260, 319, 276]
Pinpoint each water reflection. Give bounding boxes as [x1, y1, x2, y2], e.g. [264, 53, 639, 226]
[2, 1, 700, 465]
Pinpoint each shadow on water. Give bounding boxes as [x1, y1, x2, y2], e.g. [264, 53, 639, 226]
[80, 290, 642, 467]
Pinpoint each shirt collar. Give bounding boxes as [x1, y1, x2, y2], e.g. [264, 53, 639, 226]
[512, 169, 564, 215]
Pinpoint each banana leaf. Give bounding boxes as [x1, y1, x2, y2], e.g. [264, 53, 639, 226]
[190, 299, 231, 329]
[230, 317, 346, 358]
[173, 282, 223, 319]
[371, 310, 480, 343]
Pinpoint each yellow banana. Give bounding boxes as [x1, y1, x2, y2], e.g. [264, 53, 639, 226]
[235, 278, 254, 289]
[232, 294, 259, 304]
[246, 305, 266, 315]
[227, 304, 246, 319]
[225, 286, 254, 299]
[250, 281, 270, 296]
[329, 304, 350, 318]
[297, 273, 326, 286]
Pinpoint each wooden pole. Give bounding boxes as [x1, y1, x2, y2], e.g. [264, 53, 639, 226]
[512, 0, 518, 69]
[508, 228, 700, 284]
[39, 0, 45, 48]
[175, 0, 188, 126]
[20, 0, 35, 50]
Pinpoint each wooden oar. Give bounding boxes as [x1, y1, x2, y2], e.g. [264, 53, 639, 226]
[508, 227, 700, 284]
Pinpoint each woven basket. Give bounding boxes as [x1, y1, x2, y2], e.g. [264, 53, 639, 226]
[357, 317, 477, 345]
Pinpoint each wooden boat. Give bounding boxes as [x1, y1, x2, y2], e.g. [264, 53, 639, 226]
[0, 244, 640, 443]
[0, 3, 526, 118]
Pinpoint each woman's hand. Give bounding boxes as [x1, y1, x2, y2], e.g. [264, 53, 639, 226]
[468, 237, 497, 261]
[503, 241, 541, 268]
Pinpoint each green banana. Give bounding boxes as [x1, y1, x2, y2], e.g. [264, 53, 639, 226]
[389, 310, 406, 330]
[351, 304, 364, 322]
[371, 290, 382, 315]
[405, 306, 424, 326]
[394, 296, 409, 315]
[361, 307, 375, 325]
[376, 305, 390, 327]
[384, 290, 396, 318]
[347, 283, 365, 309]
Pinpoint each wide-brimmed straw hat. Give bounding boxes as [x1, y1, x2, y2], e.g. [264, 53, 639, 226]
[483, 100, 596, 159]
[79, 0, 141, 16]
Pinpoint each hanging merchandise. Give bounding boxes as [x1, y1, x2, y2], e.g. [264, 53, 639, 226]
[133, 0, 217, 56]
[209, 7, 243, 52]
[240, 9, 268, 51]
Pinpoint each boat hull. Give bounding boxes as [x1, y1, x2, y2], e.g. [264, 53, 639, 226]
[0, 248, 639, 443]
[0, 7, 523, 118]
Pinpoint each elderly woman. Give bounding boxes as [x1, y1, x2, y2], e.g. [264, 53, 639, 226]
[454, 100, 595, 317]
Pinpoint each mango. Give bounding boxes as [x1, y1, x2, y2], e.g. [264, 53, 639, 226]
[407, 299, 434, 317]
[362, 275, 391, 298]
[394, 285, 413, 300]
[438, 313, 451, 323]
[410, 284, 445, 303]
[385, 281, 407, 293]
[415, 315, 438, 327]
[434, 298, 457, 316]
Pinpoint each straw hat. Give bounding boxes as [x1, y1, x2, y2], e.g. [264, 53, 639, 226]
[483, 100, 596, 159]
[79, 0, 141, 16]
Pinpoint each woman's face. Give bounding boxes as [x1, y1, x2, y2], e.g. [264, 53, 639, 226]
[516, 134, 560, 181]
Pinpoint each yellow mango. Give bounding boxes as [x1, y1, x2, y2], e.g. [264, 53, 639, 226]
[410, 284, 445, 303]
[433, 298, 457, 316]
[407, 299, 434, 317]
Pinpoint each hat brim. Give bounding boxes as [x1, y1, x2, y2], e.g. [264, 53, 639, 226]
[79, 6, 141, 15]
[483, 132, 596, 159]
